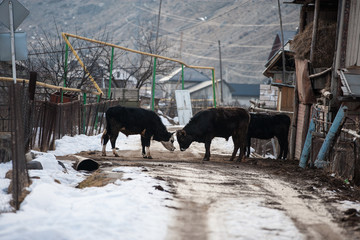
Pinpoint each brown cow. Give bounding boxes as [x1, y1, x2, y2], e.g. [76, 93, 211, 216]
[176, 107, 250, 162]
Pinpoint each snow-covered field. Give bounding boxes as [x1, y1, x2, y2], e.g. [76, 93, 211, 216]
[0, 117, 359, 240]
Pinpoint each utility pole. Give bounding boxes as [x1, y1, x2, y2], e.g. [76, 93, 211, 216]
[152, 0, 162, 110]
[218, 40, 223, 104]
[277, 0, 286, 83]
[155, 0, 162, 51]
[310, 0, 320, 63]
[179, 31, 183, 60]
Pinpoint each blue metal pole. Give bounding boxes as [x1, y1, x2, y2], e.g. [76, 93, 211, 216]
[314, 105, 347, 168]
[299, 116, 316, 168]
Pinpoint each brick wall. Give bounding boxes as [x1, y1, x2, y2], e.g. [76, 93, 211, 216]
[259, 84, 278, 109]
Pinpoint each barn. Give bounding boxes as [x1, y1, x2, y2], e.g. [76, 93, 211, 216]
[283, 0, 360, 184]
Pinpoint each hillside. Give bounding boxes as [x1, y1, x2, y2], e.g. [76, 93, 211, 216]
[2, 0, 300, 84]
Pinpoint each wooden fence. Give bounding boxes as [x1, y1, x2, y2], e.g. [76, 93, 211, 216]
[28, 99, 123, 152]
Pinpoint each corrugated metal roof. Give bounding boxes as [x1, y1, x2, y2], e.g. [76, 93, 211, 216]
[338, 68, 360, 98]
[228, 83, 260, 97]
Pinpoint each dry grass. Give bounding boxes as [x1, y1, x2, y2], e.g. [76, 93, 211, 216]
[291, 20, 337, 68]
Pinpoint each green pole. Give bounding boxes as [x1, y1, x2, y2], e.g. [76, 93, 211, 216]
[212, 69, 217, 108]
[108, 47, 114, 99]
[83, 92, 87, 134]
[151, 57, 157, 111]
[62, 37, 69, 103]
[181, 64, 184, 90]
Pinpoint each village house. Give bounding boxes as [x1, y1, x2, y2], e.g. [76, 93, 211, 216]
[228, 83, 260, 107]
[262, 30, 297, 112]
[282, 0, 360, 184]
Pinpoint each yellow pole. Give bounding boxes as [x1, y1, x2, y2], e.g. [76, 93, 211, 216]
[61, 32, 217, 107]
[0, 77, 101, 96]
[61, 34, 104, 95]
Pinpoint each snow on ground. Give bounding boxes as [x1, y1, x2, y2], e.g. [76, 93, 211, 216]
[0, 120, 359, 239]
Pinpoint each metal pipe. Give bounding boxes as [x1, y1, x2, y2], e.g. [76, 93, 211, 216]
[61, 32, 218, 107]
[315, 105, 348, 168]
[299, 115, 316, 168]
[62, 32, 214, 71]
[62, 35, 104, 95]
[0, 77, 101, 96]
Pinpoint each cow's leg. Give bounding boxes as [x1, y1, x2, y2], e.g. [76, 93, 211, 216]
[101, 130, 109, 156]
[230, 135, 240, 161]
[283, 139, 289, 160]
[279, 137, 289, 160]
[238, 136, 247, 162]
[203, 139, 211, 161]
[110, 132, 119, 157]
[246, 137, 251, 158]
[141, 136, 152, 159]
[277, 136, 288, 160]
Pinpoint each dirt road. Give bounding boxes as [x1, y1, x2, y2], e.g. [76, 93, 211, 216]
[79, 148, 360, 240]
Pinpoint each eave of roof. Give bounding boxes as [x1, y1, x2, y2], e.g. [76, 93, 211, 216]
[263, 50, 295, 78]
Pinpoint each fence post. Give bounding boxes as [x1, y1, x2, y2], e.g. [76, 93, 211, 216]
[63, 36, 69, 102]
[10, 83, 30, 210]
[83, 93, 87, 134]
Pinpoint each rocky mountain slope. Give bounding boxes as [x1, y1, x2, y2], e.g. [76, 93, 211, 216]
[3, 0, 300, 84]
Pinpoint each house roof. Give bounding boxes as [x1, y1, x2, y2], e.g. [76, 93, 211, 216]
[187, 80, 218, 94]
[159, 67, 210, 83]
[268, 31, 297, 60]
[338, 68, 360, 98]
[263, 49, 295, 77]
[228, 83, 260, 97]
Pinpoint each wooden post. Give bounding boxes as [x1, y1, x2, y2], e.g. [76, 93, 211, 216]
[310, 0, 320, 63]
[10, 84, 30, 210]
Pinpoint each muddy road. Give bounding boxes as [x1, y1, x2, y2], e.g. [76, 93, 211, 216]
[78, 147, 360, 240]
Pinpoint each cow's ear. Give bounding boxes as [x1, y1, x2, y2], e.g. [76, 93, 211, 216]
[171, 132, 175, 136]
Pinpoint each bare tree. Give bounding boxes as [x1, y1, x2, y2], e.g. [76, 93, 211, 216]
[122, 26, 176, 89]
[27, 22, 114, 94]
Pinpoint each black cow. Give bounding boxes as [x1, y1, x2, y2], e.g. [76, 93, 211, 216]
[101, 105, 175, 158]
[246, 113, 291, 159]
[176, 107, 250, 162]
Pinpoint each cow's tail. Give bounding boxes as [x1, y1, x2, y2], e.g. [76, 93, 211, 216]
[101, 110, 111, 145]
[101, 129, 107, 145]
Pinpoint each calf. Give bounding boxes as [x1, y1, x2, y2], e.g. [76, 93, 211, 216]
[176, 107, 250, 162]
[101, 105, 175, 158]
[247, 113, 291, 159]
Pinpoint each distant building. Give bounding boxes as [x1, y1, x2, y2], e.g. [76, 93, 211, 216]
[188, 79, 233, 106]
[228, 83, 260, 107]
[263, 30, 297, 111]
[158, 67, 211, 99]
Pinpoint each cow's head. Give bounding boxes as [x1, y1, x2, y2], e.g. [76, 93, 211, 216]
[160, 132, 175, 152]
[176, 130, 193, 151]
